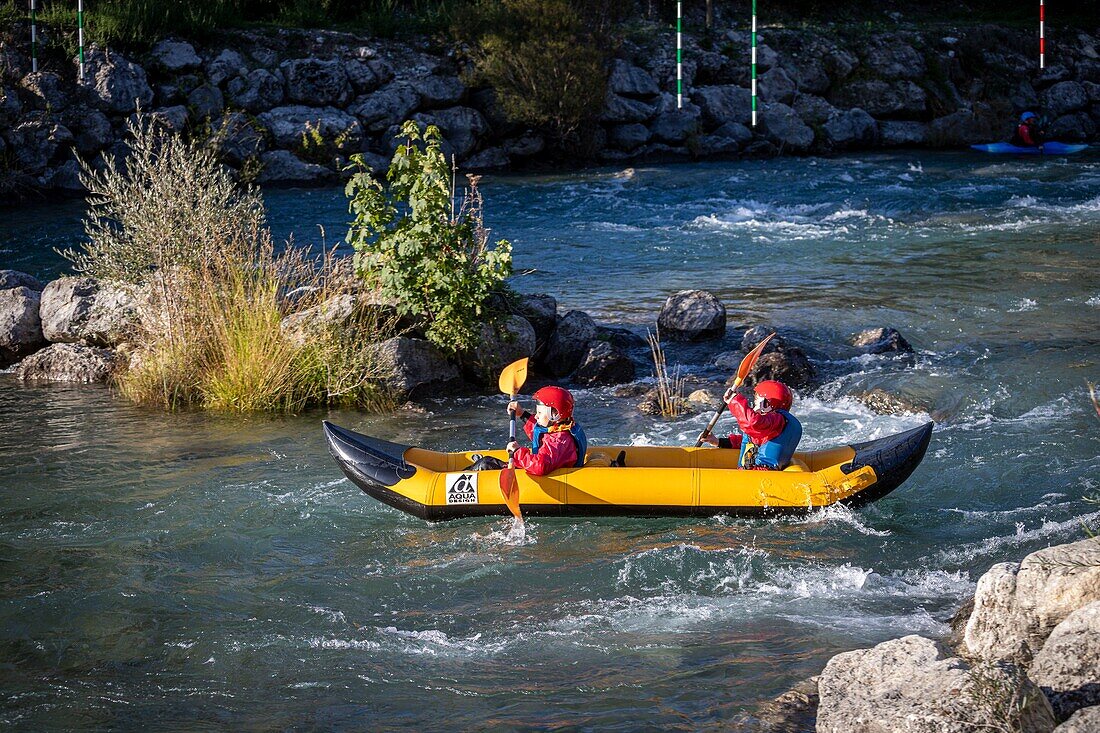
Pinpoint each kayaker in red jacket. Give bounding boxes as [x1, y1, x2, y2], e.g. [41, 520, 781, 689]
[701, 380, 802, 469]
[1011, 111, 1046, 147]
[506, 386, 588, 476]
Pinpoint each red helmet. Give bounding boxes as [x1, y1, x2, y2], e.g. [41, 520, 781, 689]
[533, 385, 574, 422]
[754, 380, 793, 412]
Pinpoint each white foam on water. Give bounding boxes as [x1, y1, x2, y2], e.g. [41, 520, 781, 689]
[1008, 298, 1038, 312]
[1087, 295, 1100, 307]
[377, 626, 495, 657]
[934, 510, 1100, 565]
[307, 636, 382, 651]
[308, 605, 348, 625]
[795, 504, 892, 536]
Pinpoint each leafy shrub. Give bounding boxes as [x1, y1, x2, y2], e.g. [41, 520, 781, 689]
[345, 120, 513, 354]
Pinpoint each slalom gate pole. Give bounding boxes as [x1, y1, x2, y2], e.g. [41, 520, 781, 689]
[30, 0, 37, 73]
[677, 1, 682, 109]
[751, 0, 757, 126]
[1039, 0, 1045, 69]
[78, 0, 85, 80]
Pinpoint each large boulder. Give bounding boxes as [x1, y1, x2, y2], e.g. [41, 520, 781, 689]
[541, 310, 596, 377]
[255, 150, 335, 184]
[862, 39, 925, 80]
[280, 58, 351, 106]
[572, 341, 636, 387]
[1047, 113, 1096, 144]
[226, 69, 285, 113]
[373, 336, 462, 400]
[416, 75, 465, 108]
[831, 80, 926, 117]
[0, 270, 43, 291]
[5, 119, 73, 176]
[344, 59, 383, 94]
[609, 59, 659, 99]
[1056, 707, 1100, 732]
[760, 103, 814, 152]
[412, 106, 488, 160]
[822, 108, 878, 150]
[601, 92, 656, 124]
[879, 120, 929, 147]
[1042, 81, 1089, 117]
[929, 107, 998, 147]
[694, 85, 752, 128]
[759, 67, 797, 105]
[80, 47, 154, 114]
[186, 83, 223, 121]
[1029, 601, 1100, 721]
[608, 123, 650, 152]
[458, 315, 537, 386]
[0, 286, 46, 366]
[817, 635, 1056, 733]
[964, 537, 1100, 664]
[746, 348, 816, 389]
[0, 85, 23, 127]
[39, 277, 138, 346]
[257, 105, 362, 154]
[649, 105, 700, 144]
[657, 290, 726, 342]
[793, 94, 839, 125]
[850, 326, 913, 355]
[513, 294, 557, 345]
[20, 71, 68, 111]
[213, 112, 267, 166]
[351, 81, 421, 133]
[148, 40, 201, 73]
[741, 325, 784, 355]
[16, 343, 117, 383]
[279, 293, 356, 348]
[206, 49, 248, 87]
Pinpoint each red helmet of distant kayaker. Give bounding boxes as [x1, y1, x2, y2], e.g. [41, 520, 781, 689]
[754, 380, 793, 412]
[533, 385, 574, 422]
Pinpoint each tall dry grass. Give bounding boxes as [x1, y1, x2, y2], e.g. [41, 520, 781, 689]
[647, 327, 685, 418]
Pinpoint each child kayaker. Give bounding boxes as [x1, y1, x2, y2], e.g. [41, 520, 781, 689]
[701, 380, 802, 470]
[1011, 111, 1046, 148]
[505, 386, 589, 476]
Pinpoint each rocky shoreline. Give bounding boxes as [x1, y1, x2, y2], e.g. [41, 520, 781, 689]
[3, 22, 1100, 199]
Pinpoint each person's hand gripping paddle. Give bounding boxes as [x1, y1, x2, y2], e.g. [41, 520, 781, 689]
[498, 358, 528, 522]
[694, 332, 776, 447]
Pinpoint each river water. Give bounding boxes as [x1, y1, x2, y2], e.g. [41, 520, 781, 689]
[2, 152, 1099, 730]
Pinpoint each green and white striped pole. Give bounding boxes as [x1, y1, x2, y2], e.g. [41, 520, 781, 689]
[77, 0, 85, 80]
[30, 0, 37, 73]
[751, 0, 757, 127]
[676, 1, 682, 109]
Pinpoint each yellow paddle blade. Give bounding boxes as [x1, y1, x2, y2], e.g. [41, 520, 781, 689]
[498, 357, 529, 396]
[734, 332, 776, 387]
[500, 467, 522, 521]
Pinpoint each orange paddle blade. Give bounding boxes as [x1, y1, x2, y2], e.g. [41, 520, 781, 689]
[498, 358, 529, 396]
[734, 332, 775, 387]
[499, 467, 522, 521]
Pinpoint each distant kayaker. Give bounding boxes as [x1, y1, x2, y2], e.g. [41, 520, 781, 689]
[1011, 111, 1046, 148]
[701, 380, 803, 470]
[494, 386, 589, 476]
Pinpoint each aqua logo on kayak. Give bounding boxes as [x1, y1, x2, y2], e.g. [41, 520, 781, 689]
[445, 473, 478, 504]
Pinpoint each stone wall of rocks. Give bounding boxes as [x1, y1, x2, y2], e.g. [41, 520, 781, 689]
[3, 23, 1100, 196]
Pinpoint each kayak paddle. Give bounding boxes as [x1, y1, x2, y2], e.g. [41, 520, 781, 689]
[498, 358, 529, 522]
[694, 332, 776, 447]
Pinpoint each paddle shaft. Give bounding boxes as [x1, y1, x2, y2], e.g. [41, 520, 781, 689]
[694, 379, 738, 447]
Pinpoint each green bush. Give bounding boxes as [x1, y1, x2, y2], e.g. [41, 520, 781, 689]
[345, 121, 513, 354]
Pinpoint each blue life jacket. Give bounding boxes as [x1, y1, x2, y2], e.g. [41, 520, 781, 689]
[531, 422, 588, 468]
[737, 410, 802, 470]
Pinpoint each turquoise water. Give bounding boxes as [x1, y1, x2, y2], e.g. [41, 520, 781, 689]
[2, 152, 1099, 730]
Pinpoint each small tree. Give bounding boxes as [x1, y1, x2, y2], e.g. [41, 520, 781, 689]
[345, 121, 512, 354]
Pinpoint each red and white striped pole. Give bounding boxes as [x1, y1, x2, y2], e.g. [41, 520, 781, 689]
[30, 0, 37, 73]
[1039, 0, 1045, 69]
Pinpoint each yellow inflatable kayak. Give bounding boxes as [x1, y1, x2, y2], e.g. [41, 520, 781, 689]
[323, 421, 933, 521]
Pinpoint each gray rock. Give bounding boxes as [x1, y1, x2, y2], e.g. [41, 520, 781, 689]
[649, 109, 699, 144]
[746, 348, 815, 389]
[373, 336, 462, 399]
[929, 107, 997, 147]
[1047, 112, 1096, 143]
[416, 75, 465, 107]
[412, 106, 488, 159]
[503, 133, 545, 158]
[149, 40, 201, 72]
[850, 326, 913, 354]
[367, 58, 395, 85]
[213, 112, 267, 165]
[741, 325, 784, 355]
[711, 121, 753, 146]
[513, 293, 557, 344]
[831, 79, 926, 117]
[226, 69, 284, 113]
[792, 94, 838, 125]
[206, 49, 247, 87]
[855, 388, 926, 415]
[608, 122, 650, 151]
[760, 103, 814, 152]
[742, 676, 819, 733]
[756, 45, 778, 72]
[15, 343, 117, 383]
[572, 341, 636, 387]
[458, 315, 537, 386]
[280, 293, 355, 348]
[541, 310, 596, 377]
[20, 71, 67, 111]
[46, 160, 84, 192]
[823, 47, 858, 80]
[280, 58, 350, 106]
[72, 109, 112, 154]
[788, 57, 832, 95]
[5, 119, 73, 175]
[694, 85, 751, 127]
[1055, 707, 1100, 732]
[80, 46, 154, 114]
[344, 59, 382, 94]
[148, 105, 189, 133]
[964, 537, 1100, 664]
[40, 277, 138, 346]
[464, 147, 509, 169]
[657, 290, 726, 342]
[817, 635, 1055, 733]
[255, 150, 335, 184]
[693, 133, 740, 156]
[257, 105, 363, 153]
[1042, 81, 1089, 117]
[0, 271, 43, 291]
[601, 92, 656, 124]
[0, 85, 23, 127]
[0, 286, 46, 367]
[187, 84, 224, 121]
[879, 120, 929, 147]
[609, 59, 659, 99]
[822, 109, 878, 150]
[1030, 601, 1100, 721]
[352, 82, 422, 133]
[759, 67, 797, 105]
[595, 325, 646, 350]
[1085, 82, 1100, 104]
[862, 39, 925, 80]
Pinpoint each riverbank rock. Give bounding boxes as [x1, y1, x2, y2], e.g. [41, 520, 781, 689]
[745, 348, 815, 389]
[657, 290, 726, 342]
[149, 40, 201, 73]
[39, 278, 138, 346]
[258, 105, 362, 153]
[817, 635, 1056, 733]
[1056, 707, 1100, 732]
[256, 150, 334, 184]
[572, 341, 635, 387]
[513, 294, 557, 346]
[541, 310, 596, 377]
[1029, 601, 1100, 721]
[0, 271, 43, 291]
[850, 326, 913, 355]
[0, 286, 46, 367]
[459, 315, 537, 386]
[854, 388, 926, 415]
[15, 343, 117, 383]
[280, 293, 356, 347]
[373, 336, 462, 400]
[281, 58, 351, 106]
[748, 675, 819, 733]
[80, 47, 154, 114]
[963, 537, 1100, 665]
[595, 325, 647, 351]
[741, 326, 784, 355]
